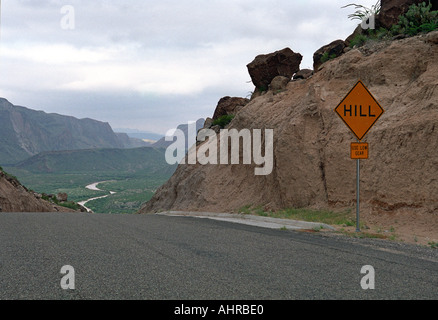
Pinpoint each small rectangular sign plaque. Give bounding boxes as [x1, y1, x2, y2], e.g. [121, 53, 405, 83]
[351, 142, 369, 160]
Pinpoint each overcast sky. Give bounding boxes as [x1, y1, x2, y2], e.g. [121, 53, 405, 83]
[0, 0, 377, 134]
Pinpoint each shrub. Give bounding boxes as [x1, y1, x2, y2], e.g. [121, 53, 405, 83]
[320, 52, 338, 63]
[347, 2, 437, 48]
[349, 33, 369, 47]
[58, 201, 81, 211]
[391, 1, 438, 36]
[212, 114, 235, 128]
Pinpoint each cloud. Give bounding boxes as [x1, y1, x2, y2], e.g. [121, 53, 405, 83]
[0, 0, 378, 133]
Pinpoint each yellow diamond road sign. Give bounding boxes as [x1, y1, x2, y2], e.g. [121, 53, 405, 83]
[335, 80, 384, 141]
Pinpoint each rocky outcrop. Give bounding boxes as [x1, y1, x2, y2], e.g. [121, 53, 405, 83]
[313, 40, 346, 72]
[212, 97, 249, 120]
[0, 169, 75, 212]
[247, 48, 302, 91]
[140, 33, 438, 216]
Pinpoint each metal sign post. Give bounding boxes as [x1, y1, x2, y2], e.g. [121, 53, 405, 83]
[334, 80, 384, 233]
[352, 141, 368, 232]
[356, 155, 361, 232]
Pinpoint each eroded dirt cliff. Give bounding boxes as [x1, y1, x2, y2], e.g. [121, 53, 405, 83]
[140, 33, 438, 224]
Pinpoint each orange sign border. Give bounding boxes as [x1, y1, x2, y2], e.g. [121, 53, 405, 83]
[351, 142, 369, 160]
[335, 80, 384, 141]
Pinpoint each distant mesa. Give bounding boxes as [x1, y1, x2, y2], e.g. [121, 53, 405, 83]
[113, 128, 164, 143]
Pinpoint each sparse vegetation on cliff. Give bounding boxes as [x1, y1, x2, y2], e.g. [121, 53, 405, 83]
[349, 1, 438, 48]
[391, 1, 438, 36]
[342, 1, 381, 22]
[212, 114, 235, 128]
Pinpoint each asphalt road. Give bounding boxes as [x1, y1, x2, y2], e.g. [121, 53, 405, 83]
[0, 212, 437, 300]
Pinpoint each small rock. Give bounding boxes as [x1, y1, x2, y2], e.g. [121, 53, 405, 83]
[293, 69, 314, 80]
[210, 125, 221, 134]
[34, 192, 42, 199]
[392, 34, 407, 41]
[57, 193, 68, 202]
[203, 117, 213, 129]
[269, 76, 290, 92]
[425, 31, 438, 45]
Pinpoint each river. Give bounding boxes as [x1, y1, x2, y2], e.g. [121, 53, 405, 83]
[78, 181, 116, 213]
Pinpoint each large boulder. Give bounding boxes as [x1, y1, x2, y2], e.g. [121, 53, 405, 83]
[313, 40, 346, 71]
[247, 48, 302, 91]
[212, 97, 249, 120]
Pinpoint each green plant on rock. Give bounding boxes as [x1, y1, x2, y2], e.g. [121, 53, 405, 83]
[320, 52, 338, 63]
[212, 114, 235, 128]
[349, 33, 369, 48]
[391, 1, 438, 36]
[347, 2, 437, 48]
[342, 1, 381, 22]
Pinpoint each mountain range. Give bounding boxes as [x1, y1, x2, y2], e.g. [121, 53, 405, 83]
[12, 147, 173, 175]
[113, 128, 164, 142]
[0, 98, 149, 165]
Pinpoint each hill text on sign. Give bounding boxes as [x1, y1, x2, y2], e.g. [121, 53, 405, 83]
[335, 80, 384, 141]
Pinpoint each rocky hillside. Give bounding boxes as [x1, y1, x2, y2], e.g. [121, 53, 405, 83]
[0, 168, 76, 213]
[140, 26, 438, 217]
[0, 98, 148, 165]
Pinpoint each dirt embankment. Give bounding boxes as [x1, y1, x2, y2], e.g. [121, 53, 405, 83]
[140, 33, 438, 245]
[0, 169, 75, 213]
